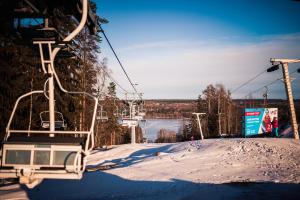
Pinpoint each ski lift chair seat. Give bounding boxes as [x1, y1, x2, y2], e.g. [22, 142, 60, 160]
[41, 121, 67, 129]
[5, 136, 86, 146]
[96, 110, 108, 122]
[40, 111, 67, 129]
[1, 135, 86, 179]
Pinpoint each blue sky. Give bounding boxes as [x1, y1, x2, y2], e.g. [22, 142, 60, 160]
[94, 0, 300, 99]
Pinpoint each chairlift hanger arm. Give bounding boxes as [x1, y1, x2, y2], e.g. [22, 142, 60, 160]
[270, 58, 300, 64]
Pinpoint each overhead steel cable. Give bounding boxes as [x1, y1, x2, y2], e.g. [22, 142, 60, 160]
[107, 75, 129, 94]
[248, 69, 299, 96]
[98, 64, 129, 93]
[99, 25, 142, 100]
[231, 68, 268, 94]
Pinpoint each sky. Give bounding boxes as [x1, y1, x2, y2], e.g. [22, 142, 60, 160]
[94, 0, 300, 99]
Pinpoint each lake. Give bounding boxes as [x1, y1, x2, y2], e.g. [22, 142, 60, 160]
[139, 119, 186, 142]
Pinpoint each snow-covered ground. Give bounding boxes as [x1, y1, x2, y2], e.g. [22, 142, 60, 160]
[1, 138, 300, 200]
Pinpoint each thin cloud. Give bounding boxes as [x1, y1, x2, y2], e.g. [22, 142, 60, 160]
[118, 40, 195, 52]
[101, 33, 300, 99]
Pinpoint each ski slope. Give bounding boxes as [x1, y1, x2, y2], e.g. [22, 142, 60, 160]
[1, 138, 300, 200]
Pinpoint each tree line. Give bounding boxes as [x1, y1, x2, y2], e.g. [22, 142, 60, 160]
[156, 83, 297, 143]
[156, 84, 243, 143]
[190, 84, 242, 139]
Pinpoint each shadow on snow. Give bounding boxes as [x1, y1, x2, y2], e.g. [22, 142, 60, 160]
[21, 171, 300, 200]
[89, 144, 173, 169]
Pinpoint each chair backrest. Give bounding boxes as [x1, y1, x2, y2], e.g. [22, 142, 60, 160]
[40, 111, 67, 129]
[97, 110, 108, 122]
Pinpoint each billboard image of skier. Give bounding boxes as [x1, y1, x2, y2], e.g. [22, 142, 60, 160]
[244, 108, 278, 136]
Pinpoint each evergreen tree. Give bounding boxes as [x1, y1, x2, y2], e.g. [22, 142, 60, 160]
[108, 82, 116, 97]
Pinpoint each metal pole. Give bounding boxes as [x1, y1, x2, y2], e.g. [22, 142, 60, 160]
[193, 113, 205, 140]
[131, 125, 136, 144]
[197, 115, 204, 140]
[282, 63, 299, 139]
[48, 64, 55, 137]
[263, 86, 268, 107]
[218, 95, 222, 136]
[129, 101, 132, 118]
[132, 103, 135, 118]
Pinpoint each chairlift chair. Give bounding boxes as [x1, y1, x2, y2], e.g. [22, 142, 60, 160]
[96, 106, 108, 122]
[134, 105, 146, 121]
[112, 99, 120, 117]
[121, 118, 139, 127]
[133, 115, 143, 121]
[40, 111, 67, 129]
[113, 105, 121, 117]
[138, 109, 146, 117]
[136, 102, 146, 117]
[120, 110, 139, 127]
[135, 109, 146, 121]
[0, 92, 97, 184]
[121, 109, 129, 118]
[115, 108, 135, 127]
[0, 0, 98, 186]
[116, 109, 126, 126]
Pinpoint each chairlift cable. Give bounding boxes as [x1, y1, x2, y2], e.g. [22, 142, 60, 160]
[231, 68, 268, 93]
[99, 25, 142, 100]
[98, 64, 129, 93]
[247, 69, 299, 96]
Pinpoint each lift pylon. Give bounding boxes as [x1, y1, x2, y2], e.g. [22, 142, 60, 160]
[270, 58, 299, 140]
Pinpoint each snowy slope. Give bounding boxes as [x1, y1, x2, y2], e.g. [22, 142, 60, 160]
[1, 138, 300, 200]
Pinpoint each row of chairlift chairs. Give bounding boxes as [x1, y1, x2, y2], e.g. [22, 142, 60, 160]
[119, 101, 147, 127]
[39, 99, 147, 131]
[39, 100, 147, 130]
[96, 101, 147, 127]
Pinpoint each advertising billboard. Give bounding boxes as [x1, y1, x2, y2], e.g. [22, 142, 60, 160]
[244, 108, 278, 136]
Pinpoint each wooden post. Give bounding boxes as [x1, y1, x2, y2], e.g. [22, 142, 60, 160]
[269, 58, 300, 140]
[282, 63, 299, 139]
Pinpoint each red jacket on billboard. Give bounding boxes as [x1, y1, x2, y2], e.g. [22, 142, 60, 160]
[272, 117, 278, 128]
[264, 114, 272, 133]
[265, 123, 272, 133]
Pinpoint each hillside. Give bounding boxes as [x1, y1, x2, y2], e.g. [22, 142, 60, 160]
[1, 138, 299, 199]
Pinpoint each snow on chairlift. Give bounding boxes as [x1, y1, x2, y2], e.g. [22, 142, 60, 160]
[40, 111, 67, 129]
